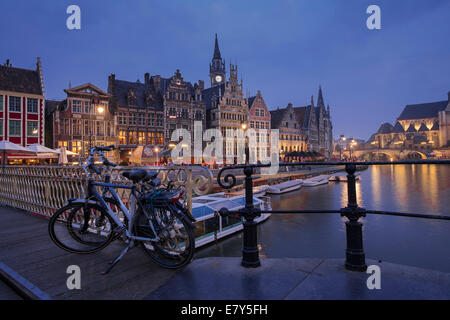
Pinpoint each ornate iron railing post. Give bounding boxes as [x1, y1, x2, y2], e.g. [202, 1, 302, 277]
[241, 166, 261, 268]
[341, 163, 367, 271]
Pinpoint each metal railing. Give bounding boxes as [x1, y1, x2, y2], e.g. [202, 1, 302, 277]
[0, 165, 213, 217]
[217, 160, 450, 271]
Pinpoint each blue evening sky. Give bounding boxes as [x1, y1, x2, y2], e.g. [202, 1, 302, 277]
[0, 0, 449, 140]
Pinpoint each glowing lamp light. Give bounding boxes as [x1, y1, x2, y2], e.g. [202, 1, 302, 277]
[97, 106, 104, 114]
[168, 143, 176, 148]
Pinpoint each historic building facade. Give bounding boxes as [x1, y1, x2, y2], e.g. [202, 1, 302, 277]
[48, 83, 116, 159]
[270, 87, 333, 158]
[368, 92, 450, 151]
[0, 58, 45, 150]
[248, 90, 271, 160]
[203, 35, 248, 163]
[108, 70, 205, 162]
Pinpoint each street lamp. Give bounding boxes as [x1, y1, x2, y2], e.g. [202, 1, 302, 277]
[154, 147, 159, 166]
[97, 106, 104, 114]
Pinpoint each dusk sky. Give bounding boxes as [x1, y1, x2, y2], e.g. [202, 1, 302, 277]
[0, 0, 449, 140]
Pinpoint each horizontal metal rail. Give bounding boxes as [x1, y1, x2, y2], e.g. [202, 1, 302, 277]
[217, 160, 450, 270]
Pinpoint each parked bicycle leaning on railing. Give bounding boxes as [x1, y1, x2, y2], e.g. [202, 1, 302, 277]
[48, 145, 196, 274]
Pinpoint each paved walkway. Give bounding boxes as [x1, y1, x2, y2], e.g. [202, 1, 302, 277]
[147, 257, 450, 300]
[0, 206, 179, 299]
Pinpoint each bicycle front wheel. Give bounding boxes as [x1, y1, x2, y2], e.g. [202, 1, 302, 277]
[48, 202, 115, 254]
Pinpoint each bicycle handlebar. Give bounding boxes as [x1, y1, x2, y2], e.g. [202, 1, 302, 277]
[83, 145, 117, 176]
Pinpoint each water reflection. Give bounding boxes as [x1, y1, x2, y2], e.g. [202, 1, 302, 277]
[197, 165, 450, 272]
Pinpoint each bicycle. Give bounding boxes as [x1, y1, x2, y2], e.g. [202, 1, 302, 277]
[48, 145, 196, 273]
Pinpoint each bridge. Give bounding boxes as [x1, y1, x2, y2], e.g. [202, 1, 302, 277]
[342, 148, 429, 160]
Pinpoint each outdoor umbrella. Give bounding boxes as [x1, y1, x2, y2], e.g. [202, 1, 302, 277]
[0, 140, 35, 172]
[25, 143, 59, 159]
[58, 147, 68, 164]
[54, 147, 79, 156]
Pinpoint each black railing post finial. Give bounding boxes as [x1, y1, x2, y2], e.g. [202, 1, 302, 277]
[341, 163, 367, 272]
[241, 166, 261, 268]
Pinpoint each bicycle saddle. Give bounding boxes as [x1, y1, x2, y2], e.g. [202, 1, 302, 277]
[122, 169, 148, 183]
[144, 171, 158, 181]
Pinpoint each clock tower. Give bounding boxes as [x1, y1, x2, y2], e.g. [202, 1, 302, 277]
[209, 33, 226, 87]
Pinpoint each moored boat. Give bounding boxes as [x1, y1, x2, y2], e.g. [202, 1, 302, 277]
[191, 193, 271, 248]
[266, 179, 303, 194]
[303, 175, 329, 187]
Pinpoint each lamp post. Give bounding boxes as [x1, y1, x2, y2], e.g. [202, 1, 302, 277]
[154, 147, 159, 166]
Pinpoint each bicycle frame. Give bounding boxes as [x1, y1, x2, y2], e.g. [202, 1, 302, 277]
[86, 179, 160, 243]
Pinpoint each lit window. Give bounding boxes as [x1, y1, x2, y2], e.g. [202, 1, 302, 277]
[27, 121, 39, 137]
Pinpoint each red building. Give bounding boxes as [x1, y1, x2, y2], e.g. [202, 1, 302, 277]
[0, 58, 45, 148]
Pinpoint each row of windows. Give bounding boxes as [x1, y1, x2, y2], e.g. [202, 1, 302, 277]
[280, 134, 303, 141]
[168, 108, 203, 120]
[0, 119, 39, 137]
[0, 96, 39, 113]
[58, 140, 115, 158]
[250, 121, 270, 130]
[59, 119, 114, 137]
[220, 112, 247, 122]
[118, 112, 164, 126]
[72, 100, 107, 114]
[254, 108, 266, 117]
[225, 98, 243, 107]
[118, 130, 164, 145]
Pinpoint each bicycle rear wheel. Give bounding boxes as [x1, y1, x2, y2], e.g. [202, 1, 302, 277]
[48, 202, 115, 254]
[134, 203, 195, 269]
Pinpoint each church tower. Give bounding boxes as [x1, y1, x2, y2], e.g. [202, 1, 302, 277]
[209, 34, 226, 87]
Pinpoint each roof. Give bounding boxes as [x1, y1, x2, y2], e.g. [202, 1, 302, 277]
[270, 108, 286, 128]
[393, 122, 405, 133]
[406, 125, 417, 133]
[213, 34, 222, 60]
[0, 65, 43, 95]
[202, 84, 225, 110]
[367, 133, 376, 143]
[44, 100, 60, 117]
[293, 106, 308, 128]
[418, 123, 429, 132]
[112, 79, 165, 109]
[431, 121, 439, 130]
[377, 122, 394, 134]
[247, 96, 256, 109]
[397, 100, 448, 120]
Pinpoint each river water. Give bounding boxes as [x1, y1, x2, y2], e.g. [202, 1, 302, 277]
[197, 165, 450, 273]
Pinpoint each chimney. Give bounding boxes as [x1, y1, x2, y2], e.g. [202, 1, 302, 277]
[36, 57, 45, 97]
[153, 75, 161, 90]
[199, 80, 204, 90]
[287, 103, 293, 109]
[108, 74, 116, 95]
[144, 73, 150, 84]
